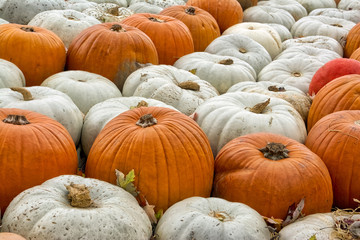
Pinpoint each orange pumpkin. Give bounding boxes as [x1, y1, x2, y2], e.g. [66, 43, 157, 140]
[160, 5, 220, 52]
[212, 132, 333, 219]
[349, 47, 360, 61]
[121, 13, 194, 65]
[0, 233, 26, 240]
[0, 108, 78, 213]
[66, 22, 159, 91]
[306, 110, 360, 209]
[0, 24, 66, 87]
[344, 22, 360, 58]
[307, 74, 360, 132]
[186, 0, 243, 33]
[237, 0, 258, 10]
[85, 107, 214, 211]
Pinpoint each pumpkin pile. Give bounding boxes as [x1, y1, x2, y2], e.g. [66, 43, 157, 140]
[1, 0, 360, 239]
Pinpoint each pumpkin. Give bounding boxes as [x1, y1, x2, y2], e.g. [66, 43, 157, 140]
[345, 23, 360, 58]
[307, 74, 360, 132]
[257, 58, 324, 93]
[350, 47, 360, 61]
[66, 22, 158, 91]
[159, 5, 220, 52]
[186, 0, 243, 33]
[1, 175, 152, 239]
[266, 23, 293, 42]
[122, 64, 219, 115]
[258, 0, 307, 21]
[338, 0, 360, 10]
[204, 33, 271, 74]
[129, 0, 186, 8]
[0, 233, 26, 240]
[0, 24, 66, 87]
[243, 6, 295, 30]
[41, 70, 122, 114]
[85, 106, 214, 211]
[236, 0, 257, 10]
[193, 92, 307, 157]
[308, 58, 360, 96]
[128, 2, 163, 14]
[63, 0, 98, 12]
[309, 8, 360, 24]
[227, 81, 312, 122]
[173, 52, 256, 94]
[155, 197, 271, 239]
[282, 35, 344, 57]
[294, 0, 336, 13]
[213, 132, 333, 219]
[0, 108, 78, 214]
[81, 96, 178, 156]
[0, 87, 83, 146]
[306, 110, 360, 209]
[121, 13, 194, 65]
[223, 22, 282, 59]
[82, 4, 134, 23]
[0, 59, 25, 89]
[28, 9, 101, 49]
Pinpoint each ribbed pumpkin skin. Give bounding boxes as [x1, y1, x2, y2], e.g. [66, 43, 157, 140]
[307, 74, 360, 132]
[160, 5, 220, 52]
[85, 107, 214, 211]
[121, 13, 194, 65]
[186, 0, 243, 33]
[306, 110, 360, 209]
[0, 24, 66, 87]
[344, 22, 360, 58]
[349, 47, 360, 61]
[212, 132, 333, 220]
[0, 108, 78, 214]
[66, 23, 159, 91]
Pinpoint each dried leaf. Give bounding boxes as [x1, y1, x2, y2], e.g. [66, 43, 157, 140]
[143, 198, 157, 224]
[354, 198, 360, 204]
[282, 198, 305, 227]
[263, 216, 283, 232]
[349, 221, 360, 238]
[115, 169, 139, 197]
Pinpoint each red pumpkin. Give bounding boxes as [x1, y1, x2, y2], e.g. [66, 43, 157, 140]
[85, 107, 214, 211]
[160, 5, 220, 52]
[121, 13, 194, 65]
[308, 58, 360, 96]
[186, 0, 243, 33]
[0, 108, 78, 213]
[306, 110, 360, 209]
[0, 24, 66, 86]
[212, 132, 333, 219]
[66, 22, 159, 91]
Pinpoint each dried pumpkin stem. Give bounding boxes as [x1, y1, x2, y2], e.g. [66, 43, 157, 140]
[185, 6, 196, 15]
[10, 87, 33, 101]
[209, 211, 232, 222]
[268, 86, 286, 92]
[248, 98, 270, 114]
[148, 17, 165, 23]
[65, 183, 92, 208]
[3, 115, 30, 125]
[20, 27, 35, 32]
[292, 72, 302, 77]
[259, 142, 289, 160]
[136, 100, 149, 108]
[178, 81, 200, 91]
[136, 114, 157, 128]
[239, 48, 247, 53]
[219, 59, 233, 65]
[110, 24, 126, 32]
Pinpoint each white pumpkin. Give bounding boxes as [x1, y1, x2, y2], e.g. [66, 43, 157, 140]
[295, 0, 336, 13]
[290, 15, 356, 47]
[64, 0, 98, 12]
[222, 22, 282, 59]
[155, 197, 271, 240]
[128, 2, 163, 14]
[129, 0, 185, 8]
[243, 5, 295, 30]
[266, 23, 293, 42]
[282, 35, 344, 57]
[0, 86, 83, 145]
[193, 92, 307, 157]
[0, 18, 9, 24]
[275, 45, 341, 64]
[338, 0, 360, 11]
[83, 3, 134, 22]
[122, 65, 219, 115]
[309, 8, 360, 24]
[257, 58, 324, 93]
[1, 175, 152, 240]
[227, 81, 312, 121]
[205, 34, 271, 75]
[28, 9, 101, 49]
[87, 0, 127, 7]
[279, 212, 360, 240]
[0, 0, 65, 25]
[81, 96, 178, 156]
[173, 52, 256, 94]
[258, 0, 307, 21]
[0, 59, 26, 88]
[41, 70, 122, 114]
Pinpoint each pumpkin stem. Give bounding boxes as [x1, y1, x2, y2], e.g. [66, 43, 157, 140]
[10, 87, 33, 101]
[136, 114, 157, 128]
[110, 24, 126, 32]
[148, 17, 165, 23]
[136, 100, 149, 108]
[268, 86, 286, 92]
[65, 183, 92, 208]
[3, 115, 30, 125]
[20, 27, 35, 32]
[292, 72, 302, 77]
[218, 59, 233, 65]
[209, 211, 232, 222]
[248, 98, 270, 114]
[185, 6, 196, 15]
[259, 142, 289, 160]
[239, 48, 247, 53]
[178, 81, 200, 91]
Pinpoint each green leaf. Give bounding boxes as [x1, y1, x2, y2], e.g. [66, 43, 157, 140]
[155, 209, 163, 221]
[308, 235, 317, 240]
[115, 169, 139, 197]
[189, 68, 197, 74]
